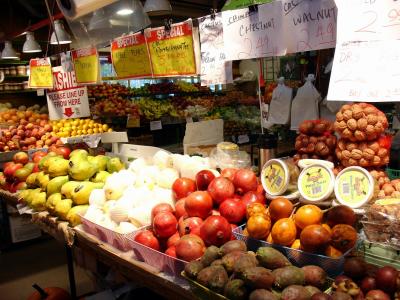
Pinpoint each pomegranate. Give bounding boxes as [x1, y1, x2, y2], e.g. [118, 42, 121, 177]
[365, 290, 390, 300]
[241, 191, 265, 207]
[166, 232, 180, 248]
[153, 212, 178, 238]
[178, 216, 203, 236]
[375, 266, 398, 294]
[219, 199, 245, 224]
[195, 170, 215, 191]
[134, 230, 160, 250]
[200, 215, 232, 246]
[174, 199, 187, 219]
[175, 234, 206, 261]
[151, 203, 175, 221]
[165, 246, 177, 258]
[207, 177, 235, 206]
[360, 277, 377, 294]
[172, 177, 196, 200]
[185, 191, 213, 219]
[233, 169, 258, 194]
[221, 168, 238, 181]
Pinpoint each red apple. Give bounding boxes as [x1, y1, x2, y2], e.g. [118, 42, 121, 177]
[13, 152, 29, 164]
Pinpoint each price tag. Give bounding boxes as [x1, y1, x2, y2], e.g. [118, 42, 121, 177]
[145, 21, 197, 76]
[186, 117, 193, 123]
[37, 89, 45, 96]
[127, 115, 140, 128]
[29, 58, 53, 89]
[237, 134, 250, 144]
[150, 120, 162, 131]
[71, 47, 100, 84]
[111, 32, 152, 79]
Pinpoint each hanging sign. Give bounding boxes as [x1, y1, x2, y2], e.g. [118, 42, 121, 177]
[71, 46, 100, 84]
[327, 40, 400, 102]
[146, 20, 197, 76]
[222, 0, 274, 11]
[46, 67, 90, 120]
[222, 2, 285, 60]
[199, 13, 233, 86]
[335, 0, 400, 43]
[111, 32, 152, 79]
[28, 58, 53, 89]
[281, 0, 337, 54]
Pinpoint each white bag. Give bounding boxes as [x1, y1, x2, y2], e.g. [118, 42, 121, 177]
[320, 97, 349, 122]
[267, 78, 293, 125]
[290, 74, 321, 131]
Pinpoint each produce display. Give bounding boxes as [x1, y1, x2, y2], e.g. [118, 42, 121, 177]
[50, 118, 112, 138]
[87, 83, 130, 99]
[294, 120, 337, 163]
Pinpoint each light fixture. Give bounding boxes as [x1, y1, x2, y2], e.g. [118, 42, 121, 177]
[50, 20, 72, 45]
[144, 0, 172, 16]
[88, 9, 112, 31]
[114, 0, 151, 33]
[1, 41, 19, 59]
[117, 8, 133, 15]
[23, 32, 42, 53]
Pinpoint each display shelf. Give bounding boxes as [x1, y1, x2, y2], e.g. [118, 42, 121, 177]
[130, 91, 226, 98]
[0, 60, 28, 65]
[0, 90, 36, 95]
[4, 75, 29, 80]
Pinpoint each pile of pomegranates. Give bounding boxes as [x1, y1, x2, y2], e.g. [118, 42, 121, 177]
[134, 168, 265, 262]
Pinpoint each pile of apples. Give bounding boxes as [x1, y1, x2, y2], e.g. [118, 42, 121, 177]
[134, 168, 266, 262]
[87, 83, 129, 99]
[92, 96, 139, 117]
[0, 110, 61, 152]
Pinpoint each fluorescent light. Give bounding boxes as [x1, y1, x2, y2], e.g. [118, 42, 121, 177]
[117, 8, 133, 15]
[50, 20, 72, 45]
[1, 41, 19, 59]
[23, 32, 42, 53]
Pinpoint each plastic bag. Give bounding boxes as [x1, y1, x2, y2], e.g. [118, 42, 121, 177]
[320, 97, 349, 122]
[290, 74, 321, 131]
[267, 77, 293, 125]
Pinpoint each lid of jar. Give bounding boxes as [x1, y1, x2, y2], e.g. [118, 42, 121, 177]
[298, 163, 335, 202]
[334, 166, 374, 208]
[261, 158, 290, 196]
[298, 159, 334, 170]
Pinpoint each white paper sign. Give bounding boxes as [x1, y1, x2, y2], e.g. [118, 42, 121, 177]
[222, 2, 285, 60]
[46, 67, 90, 120]
[150, 120, 162, 131]
[199, 14, 233, 86]
[282, 0, 337, 53]
[336, 0, 400, 43]
[237, 134, 250, 144]
[328, 39, 400, 102]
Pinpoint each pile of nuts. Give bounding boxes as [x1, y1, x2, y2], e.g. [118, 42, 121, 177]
[294, 119, 336, 162]
[335, 103, 389, 168]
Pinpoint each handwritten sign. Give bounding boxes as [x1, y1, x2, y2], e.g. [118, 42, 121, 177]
[29, 58, 53, 89]
[199, 13, 233, 86]
[111, 32, 152, 79]
[222, 2, 285, 60]
[71, 47, 100, 84]
[335, 0, 400, 43]
[282, 0, 337, 53]
[46, 67, 90, 120]
[146, 21, 197, 76]
[327, 40, 400, 102]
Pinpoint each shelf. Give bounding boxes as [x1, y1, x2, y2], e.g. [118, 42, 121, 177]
[0, 90, 37, 95]
[4, 75, 28, 80]
[0, 60, 28, 66]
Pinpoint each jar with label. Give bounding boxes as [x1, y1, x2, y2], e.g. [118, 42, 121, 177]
[334, 166, 374, 208]
[16, 66, 26, 76]
[298, 163, 335, 203]
[9, 67, 17, 76]
[261, 158, 300, 199]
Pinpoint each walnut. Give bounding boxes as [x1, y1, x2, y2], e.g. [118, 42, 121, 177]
[363, 148, 375, 160]
[377, 148, 388, 158]
[366, 125, 375, 135]
[354, 130, 367, 141]
[338, 120, 347, 130]
[348, 158, 358, 166]
[359, 142, 368, 151]
[357, 118, 368, 131]
[342, 104, 352, 111]
[338, 139, 346, 151]
[359, 158, 370, 167]
[375, 122, 384, 132]
[309, 136, 318, 144]
[316, 142, 330, 156]
[364, 106, 377, 115]
[306, 143, 315, 153]
[377, 115, 388, 126]
[342, 128, 353, 139]
[368, 142, 380, 153]
[351, 149, 363, 160]
[343, 110, 353, 121]
[346, 143, 358, 151]
[347, 119, 357, 131]
[383, 156, 390, 165]
[352, 106, 364, 120]
[342, 150, 351, 159]
[372, 155, 381, 166]
[367, 114, 378, 125]
[336, 111, 344, 122]
[359, 103, 368, 108]
[341, 159, 349, 167]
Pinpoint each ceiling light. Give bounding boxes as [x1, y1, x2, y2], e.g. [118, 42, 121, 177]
[144, 0, 172, 16]
[113, 0, 151, 32]
[1, 41, 19, 59]
[117, 8, 133, 15]
[50, 20, 72, 45]
[23, 32, 42, 53]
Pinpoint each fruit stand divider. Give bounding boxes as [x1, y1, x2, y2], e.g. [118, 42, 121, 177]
[0, 191, 195, 300]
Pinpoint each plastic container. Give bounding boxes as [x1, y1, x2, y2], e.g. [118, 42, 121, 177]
[126, 226, 187, 276]
[261, 158, 300, 197]
[80, 215, 140, 252]
[298, 159, 334, 170]
[386, 168, 400, 180]
[298, 163, 335, 202]
[359, 240, 400, 269]
[232, 224, 355, 277]
[334, 166, 374, 208]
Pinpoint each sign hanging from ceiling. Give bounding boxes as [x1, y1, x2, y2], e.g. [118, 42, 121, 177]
[145, 20, 197, 77]
[46, 66, 90, 120]
[71, 46, 100, 84]
[111, 32, 153, 79]
[29, 58, 53, 89]
[199, 13, 233, 86]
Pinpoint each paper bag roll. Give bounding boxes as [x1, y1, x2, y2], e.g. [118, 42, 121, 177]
[56, 0, 117, 20]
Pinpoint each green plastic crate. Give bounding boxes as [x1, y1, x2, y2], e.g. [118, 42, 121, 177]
[386, 168, 400, 180]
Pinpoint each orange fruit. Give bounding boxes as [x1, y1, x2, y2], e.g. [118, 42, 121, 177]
[322, 224, 332, 235]
[271, 218, 297, 246]
[294, 204, 323, 229]
[247, 214, 271, 239]
[246, 202, 267, 219]
[268, 197, 293, 222]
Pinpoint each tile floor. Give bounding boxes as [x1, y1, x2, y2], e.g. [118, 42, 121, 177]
[0, 239, 94, 300]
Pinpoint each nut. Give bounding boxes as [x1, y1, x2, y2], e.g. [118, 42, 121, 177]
[383, 156, 390, 165]
[343, 110, 353, 121]
[364, 106, 377, 115]
[375, 122, 384, 132]
[372, 155, 381, 166]
[368, 142, 380, 153]
[367, 114, 378, 125]
[341, 159, 349, 167]
[354, 130, 367, 141]
[338, 139, 346, 150]
[359, 158, 370, 167]
[357, 118, 368, 130]
[352, 107, 364, 120]
[342, 104, 352, 111]
[347, 119, 357, 131]
[377, 148, 388, 158]
[366, 125, 375, 135]
[346, 142, 358, 151]
[336, 111, 344, 121]
[377, 115, 388, 125]
[338, 120, 347, 130]
[342, 150, 351, 159]
[363, 148, 375, 160]
[351, 149, 363, 160]
[309, 136, 318, 144]
[359, 142, 368, 151]
[348, 158, 358, 166]
[306, 143, 315, 153]
[342, 128, 353, 139]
